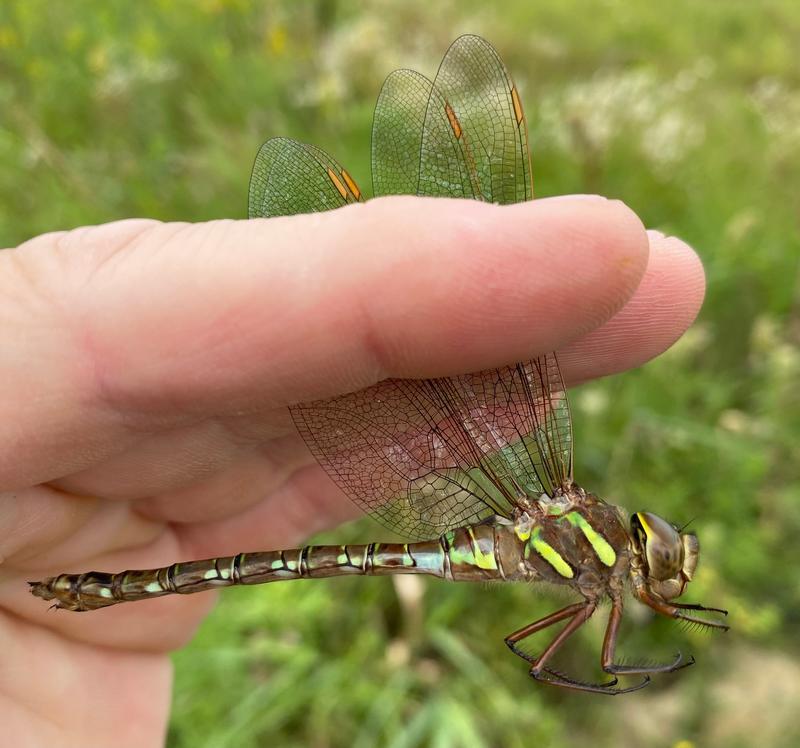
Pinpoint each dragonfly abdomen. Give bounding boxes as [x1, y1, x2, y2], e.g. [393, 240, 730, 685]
[30, 522, 520, 611]
[30, 545, 432, 611]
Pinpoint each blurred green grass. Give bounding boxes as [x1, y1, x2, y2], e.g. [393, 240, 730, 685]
[1, 1, 798, 746]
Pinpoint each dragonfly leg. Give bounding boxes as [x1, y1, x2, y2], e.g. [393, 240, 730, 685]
[504, 601, 586, 664]
[526, 599, 597, 676]
[670, 600, 729, 617]
[505, 600, 644, 694]
[601, 595, 693, 676]
[635, 587, 730, 632]
[533, 667, 650, 695]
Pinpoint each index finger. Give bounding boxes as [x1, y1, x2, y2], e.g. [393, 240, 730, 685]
[0, 195, 685, 488]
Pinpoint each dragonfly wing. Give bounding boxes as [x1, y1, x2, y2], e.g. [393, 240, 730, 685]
[420, 34, 532, 204]
[372, 69, 433, 196]
[292, 359, 571, 540]
[248, 137, 363, 218]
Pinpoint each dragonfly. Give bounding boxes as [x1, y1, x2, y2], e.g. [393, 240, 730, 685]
[30, 35, 728, 694]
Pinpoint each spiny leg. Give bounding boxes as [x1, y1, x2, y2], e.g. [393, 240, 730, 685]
[636, 588, 730, 631]
[670, 600, 729, 617]
[533, 665, 649, 695]
[601, 595, 693, 676]
[505, 600, 644, 694]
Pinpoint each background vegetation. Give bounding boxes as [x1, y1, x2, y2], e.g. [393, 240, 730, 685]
[1, 1, 798, 746]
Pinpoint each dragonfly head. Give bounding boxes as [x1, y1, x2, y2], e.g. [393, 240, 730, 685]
[630, 511, 698, 600]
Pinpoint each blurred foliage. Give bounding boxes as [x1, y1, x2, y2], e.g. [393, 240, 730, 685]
[2, 0, 799, 746]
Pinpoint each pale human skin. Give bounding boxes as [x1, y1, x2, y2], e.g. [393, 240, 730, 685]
[0, 195, 705, 746]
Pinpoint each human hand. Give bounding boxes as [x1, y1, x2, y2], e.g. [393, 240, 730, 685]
[0, 195, 704, 746]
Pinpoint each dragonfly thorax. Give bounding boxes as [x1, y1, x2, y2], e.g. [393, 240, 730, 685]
[503, 489, 632, 591]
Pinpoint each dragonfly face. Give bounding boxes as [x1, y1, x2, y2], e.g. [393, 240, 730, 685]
[630, 511, 699, 600]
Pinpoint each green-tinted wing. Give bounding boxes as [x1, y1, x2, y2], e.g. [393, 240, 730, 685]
[248, 137, 363, 218]
[371, 69, 433, 196]
[420, 34, 532, 203]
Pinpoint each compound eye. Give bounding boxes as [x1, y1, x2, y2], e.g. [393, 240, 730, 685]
[633, 512, 684, 581]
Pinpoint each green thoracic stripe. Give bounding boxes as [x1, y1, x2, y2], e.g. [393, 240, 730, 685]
[565, 511, 617, 567]
[529, 527, 574, 578]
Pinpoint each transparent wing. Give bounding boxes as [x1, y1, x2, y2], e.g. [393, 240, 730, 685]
[248, 137, 363, 218]
[293, 358, 571, 539]
[372, 36, 531, 205]
[372, 68, 433, 196]
[420, 34, 532, 203]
